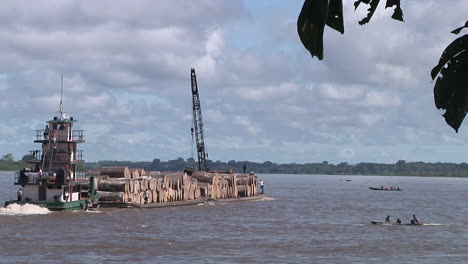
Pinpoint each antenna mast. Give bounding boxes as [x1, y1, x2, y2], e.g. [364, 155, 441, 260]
[59, 74, 64, 113]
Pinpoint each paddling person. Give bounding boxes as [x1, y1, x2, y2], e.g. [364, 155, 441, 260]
[396, 218, 402, 225]
[385, 215, 391, 224]
[411, 214, 419, 224]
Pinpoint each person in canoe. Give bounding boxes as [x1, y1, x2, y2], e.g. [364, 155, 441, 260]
[396, 218, 402, 225]
[385, 215, 391, 224]
[411, 214, 419, 224]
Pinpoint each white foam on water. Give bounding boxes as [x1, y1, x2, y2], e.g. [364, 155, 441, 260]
[258, 196, 276, 201]
[84, 209, 102, 214]
[423, 223, 467, 226]
[0, 203, 51, 215]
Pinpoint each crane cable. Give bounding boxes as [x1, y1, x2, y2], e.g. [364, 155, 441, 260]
[191, 127, 194, 160]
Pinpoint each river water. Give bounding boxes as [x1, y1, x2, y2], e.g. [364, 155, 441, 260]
[1, 171, 468, 263]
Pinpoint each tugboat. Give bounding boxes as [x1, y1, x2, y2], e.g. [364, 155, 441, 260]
[4, 92, 98, 211]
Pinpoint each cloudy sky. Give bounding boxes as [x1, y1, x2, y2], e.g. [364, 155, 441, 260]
[0, 0, 467, 164]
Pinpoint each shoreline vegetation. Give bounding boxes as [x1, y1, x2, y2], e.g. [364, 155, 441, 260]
[3, 154, 468, 177]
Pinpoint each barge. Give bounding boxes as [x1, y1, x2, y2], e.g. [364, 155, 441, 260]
[91, 167, 262, 208]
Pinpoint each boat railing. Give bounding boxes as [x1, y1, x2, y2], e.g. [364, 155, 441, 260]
[30, 150, 84, 162]
[47, 150, 84, 162]
[74, 150, 84, 161]
[35, 130, 85, 142]
[14, 171, 40, 185]
[73, 172, 90, 182]
[28, 150, 43, 162]
[13, 172, 19, 184]
[14, 171, 91, 184]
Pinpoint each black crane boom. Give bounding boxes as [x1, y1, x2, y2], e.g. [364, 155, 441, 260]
[191, 68, 208, 171]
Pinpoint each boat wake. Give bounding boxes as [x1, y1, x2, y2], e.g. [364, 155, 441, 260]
[423, 223, 468, 226]
[199, 201, 215, 206]
[0, 203, 51, 215]
[258, 196, 276, 201]
[83, 209, 102, 214]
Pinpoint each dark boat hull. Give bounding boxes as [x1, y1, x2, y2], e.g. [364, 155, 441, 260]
[371, 221, 423, 226]
[369, 187, 402, 191]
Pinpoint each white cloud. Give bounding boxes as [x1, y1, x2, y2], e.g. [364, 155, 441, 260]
[204, 109, 226, 123]
[360, 91, 401, 108]
[235, 82, 298, 101]
[195, 29, 225, 79]
[319, 83, 364, 101]
[0, 1, 467, 164]
[234, 115, 261, 135]
[288, 121, 303, 129]
[368, 63, 416, 87]
[340, 148, 355, 159]
[359, 113, 384, 126]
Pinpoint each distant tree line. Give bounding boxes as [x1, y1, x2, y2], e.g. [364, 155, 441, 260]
[85, 158, 468, 178]
[0, 153, 28, 171]
[2, 153, 468, 177]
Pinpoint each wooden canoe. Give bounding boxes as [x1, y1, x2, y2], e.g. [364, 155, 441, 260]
[369, 187, 402, 191]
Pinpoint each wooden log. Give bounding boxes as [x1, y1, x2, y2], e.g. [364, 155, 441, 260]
[98, 191, 124, 201]
[148, 171, 163, 176]
[131, 169, 140, 179]
[101, 166, 131, 179]
[96, 175, 110, 181]
[141, 179, 147, 190]
[192, 173, 218, 184]
[88, 169, 101, 176]
[97, 180, 128, 192]
[238, 185, 247, 197]
[149, 179, 155, 190]
[211, 170, 234, 174]
[236, 175, 249, 185]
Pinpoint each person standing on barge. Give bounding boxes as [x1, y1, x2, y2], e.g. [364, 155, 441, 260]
[17, 188, 22, 201]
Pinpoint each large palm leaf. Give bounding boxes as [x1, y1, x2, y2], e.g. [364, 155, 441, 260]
[432, 21, 468, 132]
[297, 0, 403, 60]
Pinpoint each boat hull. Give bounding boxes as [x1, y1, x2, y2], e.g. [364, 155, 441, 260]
[371, 221, 423, 226]
[369, 187, 402, 191]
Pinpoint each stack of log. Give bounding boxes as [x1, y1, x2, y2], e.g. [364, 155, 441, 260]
[236, 174, 258, 197]
[91, 166, 258, 205]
